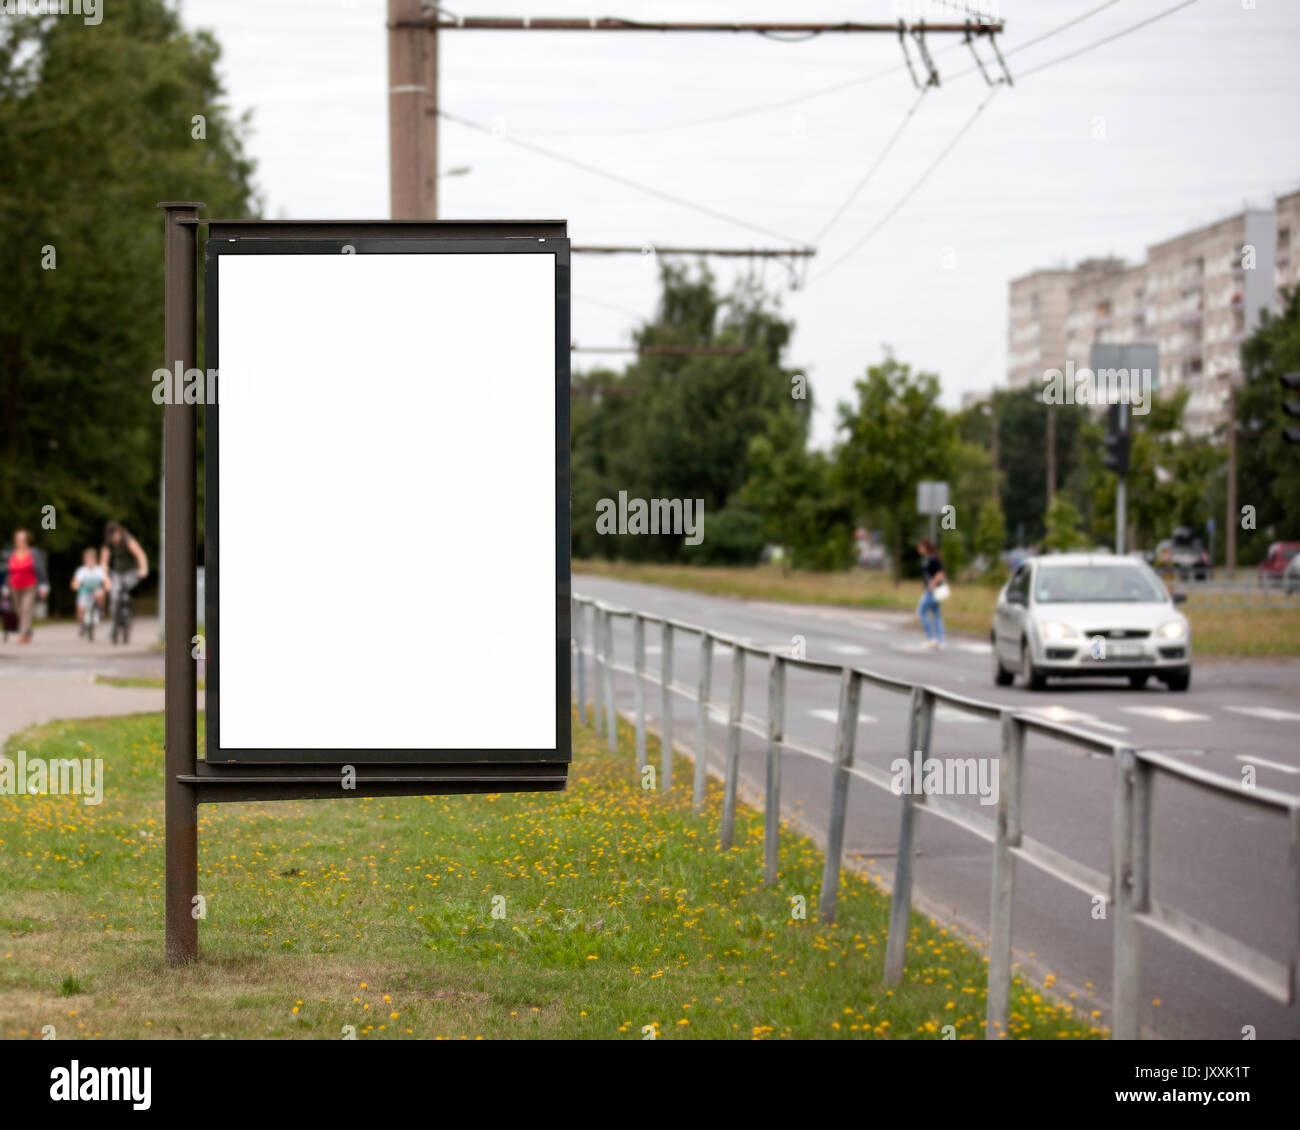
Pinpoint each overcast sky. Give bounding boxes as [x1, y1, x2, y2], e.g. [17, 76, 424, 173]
[179, 0, 1300, 448]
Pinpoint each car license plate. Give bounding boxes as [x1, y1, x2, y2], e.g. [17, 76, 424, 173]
[1107, 642, 1143, 659]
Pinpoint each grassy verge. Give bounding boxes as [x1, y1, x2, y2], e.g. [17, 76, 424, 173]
[93, 675, 204, 691]
[575, 560, 1300, 657]
[0, 710, 1100, 1040]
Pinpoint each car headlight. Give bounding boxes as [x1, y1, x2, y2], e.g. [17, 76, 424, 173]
[1157, 619, 1187, 640]
[1040, 620, 1078, 641]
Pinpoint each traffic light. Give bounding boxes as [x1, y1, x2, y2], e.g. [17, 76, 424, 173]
[1283, 372, 1300, 446]
[1103, 402, 1130, 474]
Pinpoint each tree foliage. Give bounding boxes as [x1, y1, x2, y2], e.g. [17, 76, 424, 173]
[0, 1, 257, 610]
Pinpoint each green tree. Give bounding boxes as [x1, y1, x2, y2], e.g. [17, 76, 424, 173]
[1041, 494, 1087, 552]
[572, 263, 805, 564]
[739, 410, 851, 572]
[0, 1, 257, 611]
[835, 352, 956, 582]
[973, 494, 1007, 580]
[1235, 286, 1300, 561]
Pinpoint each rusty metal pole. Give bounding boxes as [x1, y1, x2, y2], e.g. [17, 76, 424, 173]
[159, 201, 201, 966]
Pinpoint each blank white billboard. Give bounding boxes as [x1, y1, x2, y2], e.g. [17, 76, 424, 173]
[212, 250, 557, 754]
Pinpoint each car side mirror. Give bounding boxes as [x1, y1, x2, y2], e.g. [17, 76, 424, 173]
[1007, 590, 1026, 606]
[1172, 592, 1188, 604]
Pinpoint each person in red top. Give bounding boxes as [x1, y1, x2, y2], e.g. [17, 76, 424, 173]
[2, 529, 49, 644]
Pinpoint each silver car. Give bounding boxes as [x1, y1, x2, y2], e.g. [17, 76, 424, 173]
[992, 553, 1191, 692]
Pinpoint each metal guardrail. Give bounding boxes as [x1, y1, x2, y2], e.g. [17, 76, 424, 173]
[572, 593, 1300, 1040]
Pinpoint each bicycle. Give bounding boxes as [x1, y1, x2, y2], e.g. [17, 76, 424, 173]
[110, 582, 134, 645]
[79, 596, 102, 642]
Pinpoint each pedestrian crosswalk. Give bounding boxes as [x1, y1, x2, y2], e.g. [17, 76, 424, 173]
[1222, 706, 1300, 723]
[1121, 706, 1211, 723]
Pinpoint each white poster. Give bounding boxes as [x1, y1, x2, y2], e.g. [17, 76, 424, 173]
[214, 251, 558, 752]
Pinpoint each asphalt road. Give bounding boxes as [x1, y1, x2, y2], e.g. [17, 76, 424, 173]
[574, 573, 1300, 1040]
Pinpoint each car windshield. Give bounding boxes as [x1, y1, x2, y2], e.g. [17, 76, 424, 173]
[1033, 564, 1167, 604]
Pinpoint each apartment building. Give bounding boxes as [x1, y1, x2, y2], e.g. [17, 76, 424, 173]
[1007, 190, 1300, 436]
[1006, 268, 1072, 390]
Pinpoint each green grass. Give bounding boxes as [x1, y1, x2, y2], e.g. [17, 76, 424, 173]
[0, 711, 1101, 1040]
[575, 559, 1300, 657]
[93, 675, 204, 691]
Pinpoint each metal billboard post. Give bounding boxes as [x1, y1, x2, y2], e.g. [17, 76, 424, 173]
[160, 201, 203, 966]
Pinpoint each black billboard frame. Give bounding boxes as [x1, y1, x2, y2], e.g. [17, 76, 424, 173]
[159, 209, 571, 965]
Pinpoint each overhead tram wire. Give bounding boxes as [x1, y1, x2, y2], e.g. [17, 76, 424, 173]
[1014, 0, 1201, 82]
[807, 85, 1003, 287]
[808, 85, 932, 248]
[506, 1, 1122, 139]
[806, 0, 1203, 285]
[437, 108, 810, 248]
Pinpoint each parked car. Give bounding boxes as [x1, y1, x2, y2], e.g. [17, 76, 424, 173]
[1259, 541, 1300, 588]
[1284, 553, 1300, 596]
[991, 554, 1191, 692]
[1152, 527, 1210, 581]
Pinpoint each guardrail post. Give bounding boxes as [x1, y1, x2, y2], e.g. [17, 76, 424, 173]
[602, 610, 617, 754]
[591, 604, 604, 728]
[1289, 807, 1300, 1039]
[818, 669, 860, 924]
[633, 614, 647, 771]
[693, 633, 714, 814]
[719, 645, 747, 849]
[986, 711, 1025, 1039]
[1112, 746, 1150, 1040]
[660, 621, 674, 794]
[576, 602, 588, 726]
[885, 685, 933, 983]
[764, 655, 786, 885]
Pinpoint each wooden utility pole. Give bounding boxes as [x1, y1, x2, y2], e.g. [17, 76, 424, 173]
[1226, 382, 1237, 577]
[388, 0, 438, 220]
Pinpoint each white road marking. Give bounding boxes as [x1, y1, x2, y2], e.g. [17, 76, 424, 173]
[1121, 706, 1211, 723]
[1025, 705, 1130, 733]
[1234, 754, 1300, 775]
[808, 708, 878, 725]
[952, 642, 993, 655]
[829, 644, 870, 656]
[1223, 706, 1300, 723]
[934, 707, 990, 724]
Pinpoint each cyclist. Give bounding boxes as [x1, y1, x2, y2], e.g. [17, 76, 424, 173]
[71, 547, 110, 638]
[100, 521, 148, 643]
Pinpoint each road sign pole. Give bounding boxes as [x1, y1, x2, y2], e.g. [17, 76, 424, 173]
[1115, 402, 1128, 556]
[1115, 474, 1126, 556]
[159, 201, 202, 966]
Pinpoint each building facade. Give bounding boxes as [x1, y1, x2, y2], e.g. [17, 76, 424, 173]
[1007, 190, 1300, 436]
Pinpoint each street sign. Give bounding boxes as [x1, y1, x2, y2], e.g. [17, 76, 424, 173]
[204, 232, 571, 765]
[1088, 343, 1157, 556]
[916, 481, 949, 515]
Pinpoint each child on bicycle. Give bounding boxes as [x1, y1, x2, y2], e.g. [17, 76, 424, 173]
[71, 547, 110, 637]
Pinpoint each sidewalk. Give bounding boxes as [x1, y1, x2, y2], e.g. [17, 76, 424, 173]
[0, 617, 202, 750]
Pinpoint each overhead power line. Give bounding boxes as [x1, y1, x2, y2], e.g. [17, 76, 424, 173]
[437, 108, 811, 247]
[808, 86, 1003, 286]
[1015, 0, 1201, 82]
[506, 1, 1118, 139]
[809, 86, 932, 247]
[806, 0, 1203, 282]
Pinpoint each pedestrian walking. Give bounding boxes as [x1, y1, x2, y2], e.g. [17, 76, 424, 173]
[917, 537, 949, 650]
[2, 528, 50, 644]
